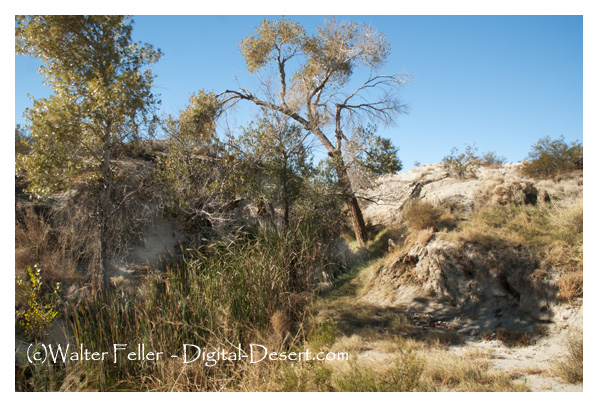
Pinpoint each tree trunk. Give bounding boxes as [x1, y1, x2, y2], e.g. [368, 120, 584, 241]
[99, 137, 113, 292]
[332, 152, 369, 247]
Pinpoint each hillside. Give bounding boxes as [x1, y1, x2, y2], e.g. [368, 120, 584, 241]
[15, 159, 583, 391]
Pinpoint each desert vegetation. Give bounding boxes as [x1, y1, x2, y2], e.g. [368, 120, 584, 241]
[15, 16, 582, 392]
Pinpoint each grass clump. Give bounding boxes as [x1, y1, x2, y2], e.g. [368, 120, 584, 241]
[421, 352, 528, 391]
[554, 334, 583, 383]
[402, 199, 443, 231]
[334, 353, 425, 391]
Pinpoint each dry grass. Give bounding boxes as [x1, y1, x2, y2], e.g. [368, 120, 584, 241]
[15, 205, 80, 296]
[421, 351, 528, 391]
[558, 271, 583, 302]
[402, 199, 444, 231]
[449, 199, 582, 302]
[553, 334, 583, 383]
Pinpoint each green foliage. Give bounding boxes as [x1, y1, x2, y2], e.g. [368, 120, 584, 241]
[63, 224, 340, 390]
[155, 90, 233, 224]
[16, 265, 61, 340]
[240, 17, 305, 74]
[236, 16, 408, 247]
[16, 15, 161, 199]
[295, 157, 346, 230]
[345, 124, 402, 188]
[236, 110, 313, 227]
[520, 135, 583, 179]
[442, 144, 480, 179]
[308, 318, 340, 349]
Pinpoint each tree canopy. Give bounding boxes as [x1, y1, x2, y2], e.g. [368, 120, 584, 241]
[16, 15, 161, 198]
[16, 15, 162, 290]
[223, 16, 409, 246]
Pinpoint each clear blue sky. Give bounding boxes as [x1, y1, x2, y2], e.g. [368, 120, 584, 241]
[14, 15, 583, 170]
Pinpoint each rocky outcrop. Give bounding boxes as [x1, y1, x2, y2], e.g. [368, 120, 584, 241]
[359, 162, 580, 226]
[366, 232, 558, 335]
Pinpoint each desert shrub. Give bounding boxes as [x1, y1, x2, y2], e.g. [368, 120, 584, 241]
[520, 136, 582, 179]
[442, 145, 480, 179]
[554, 335, 583, 383]
[480, 151, 506, 167]
[402, 199, 444, 231]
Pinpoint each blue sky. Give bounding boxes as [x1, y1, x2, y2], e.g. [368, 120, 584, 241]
[14, 15, 583, 170]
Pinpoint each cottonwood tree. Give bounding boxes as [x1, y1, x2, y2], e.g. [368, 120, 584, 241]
[16, 16, 161, 290]
[221, 17, 409, 246]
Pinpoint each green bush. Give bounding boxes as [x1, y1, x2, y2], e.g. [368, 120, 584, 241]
[15, 264, 61, 340]
[520, 136, 582, 179]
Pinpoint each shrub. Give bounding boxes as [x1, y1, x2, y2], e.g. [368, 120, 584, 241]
[480, 151, 506, 167]
[520, 136, 582, 179]
[15, 264, 61, 340]
[442, 145, 480, 179]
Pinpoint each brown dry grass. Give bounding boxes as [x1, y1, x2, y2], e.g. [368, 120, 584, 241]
[554, 335, 583, 384]
[15, 205, 79, 292]
[420, 351, 529, 391]
[402, 199, 444, 231]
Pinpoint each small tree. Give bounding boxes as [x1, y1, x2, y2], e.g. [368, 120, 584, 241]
[16, 16, 161, 290]
[236, 109, 312, 228]
[521, 136, 583, 179]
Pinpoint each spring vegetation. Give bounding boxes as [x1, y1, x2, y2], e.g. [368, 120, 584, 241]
[15, 16, 582, 392]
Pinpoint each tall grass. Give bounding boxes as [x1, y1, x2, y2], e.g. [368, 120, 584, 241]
[24, 224, 341, 391]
